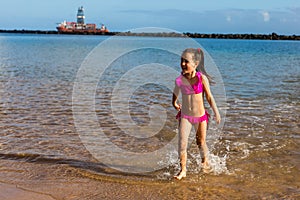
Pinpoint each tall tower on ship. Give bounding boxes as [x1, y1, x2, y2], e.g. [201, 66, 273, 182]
[77, 6, 85, 24]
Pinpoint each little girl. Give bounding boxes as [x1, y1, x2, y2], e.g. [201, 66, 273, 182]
[172, 48, 221, 180]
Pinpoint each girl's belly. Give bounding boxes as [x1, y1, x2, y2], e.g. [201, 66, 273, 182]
[181, 94, 205, 117]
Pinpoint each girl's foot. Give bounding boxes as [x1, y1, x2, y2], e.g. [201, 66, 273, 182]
[174, 171, 186, 180]
[201, 162, 212, 173]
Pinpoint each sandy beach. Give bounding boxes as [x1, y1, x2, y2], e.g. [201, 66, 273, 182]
[0, 159, 166, 200]
[2, 155, 299, 200]
[1, 183, 55, 200]
[0, 159, 228, 200]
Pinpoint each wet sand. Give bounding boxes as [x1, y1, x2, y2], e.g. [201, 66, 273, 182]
[0, 159, 169, 200]
[0, 183, 55, 200]
[1, 156, 299, 200]
[0, 175, 163, 200]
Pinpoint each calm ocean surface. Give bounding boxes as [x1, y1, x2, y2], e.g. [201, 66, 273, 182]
[0, 33, 299, 199]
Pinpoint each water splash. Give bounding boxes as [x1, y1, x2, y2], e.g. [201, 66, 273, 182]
[157, 148, 229, 180]
[207, 153, 228, 175]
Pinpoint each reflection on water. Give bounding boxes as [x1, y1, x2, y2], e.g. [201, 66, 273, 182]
[0, 34, 299, 198]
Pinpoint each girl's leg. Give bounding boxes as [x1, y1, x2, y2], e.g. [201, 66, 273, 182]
[194, 121, 210, 169]
[174, 118, 192, 180]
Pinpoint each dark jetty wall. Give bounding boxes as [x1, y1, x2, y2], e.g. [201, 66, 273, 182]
[0, 29, 299, 40]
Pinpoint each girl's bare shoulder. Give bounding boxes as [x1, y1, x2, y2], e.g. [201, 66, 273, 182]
[201, 74, 209, 84]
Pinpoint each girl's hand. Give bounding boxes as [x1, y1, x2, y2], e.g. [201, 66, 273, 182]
[215, 113, 221, 124]
[174, 103, 181, 111]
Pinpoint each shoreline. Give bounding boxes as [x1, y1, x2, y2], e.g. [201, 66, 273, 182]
[1, 156, 298, 200]
[0, 29, 299, 40]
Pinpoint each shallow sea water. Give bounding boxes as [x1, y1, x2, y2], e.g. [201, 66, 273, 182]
[0, 33, 299, 199]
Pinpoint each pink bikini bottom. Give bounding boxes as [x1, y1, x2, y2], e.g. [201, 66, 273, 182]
[176, 110, 210, 124]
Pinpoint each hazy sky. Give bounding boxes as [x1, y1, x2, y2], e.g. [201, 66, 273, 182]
[1, 0, 300, 34]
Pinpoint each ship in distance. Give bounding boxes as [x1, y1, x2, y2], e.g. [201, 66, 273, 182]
[56, 6, 109, 34]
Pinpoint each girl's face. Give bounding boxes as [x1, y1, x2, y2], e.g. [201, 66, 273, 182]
[181, 52, 197, 74]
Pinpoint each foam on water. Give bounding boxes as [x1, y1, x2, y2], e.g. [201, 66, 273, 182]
[156, 144, 230, 180]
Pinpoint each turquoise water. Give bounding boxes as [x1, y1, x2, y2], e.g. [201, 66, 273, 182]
[0, 33, 299, 198]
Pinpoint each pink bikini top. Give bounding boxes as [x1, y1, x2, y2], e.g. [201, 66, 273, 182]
[175, 72, 203, 95]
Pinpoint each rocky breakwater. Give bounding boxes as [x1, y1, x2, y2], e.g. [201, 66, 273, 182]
[0, 29, 299, 40]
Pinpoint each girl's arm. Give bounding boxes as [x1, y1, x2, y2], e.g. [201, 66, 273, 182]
[172, 85, 181, 111]
[202, 75, 221, 124]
